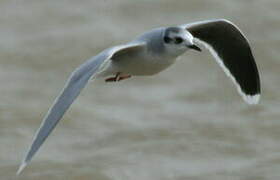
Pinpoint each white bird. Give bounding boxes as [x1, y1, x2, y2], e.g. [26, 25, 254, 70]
[17, 19, 261, 174]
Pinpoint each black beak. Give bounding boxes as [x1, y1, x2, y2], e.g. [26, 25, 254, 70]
[188, 44, 202, 52]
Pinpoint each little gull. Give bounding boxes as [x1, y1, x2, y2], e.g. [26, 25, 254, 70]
[17, 19, 261, 174]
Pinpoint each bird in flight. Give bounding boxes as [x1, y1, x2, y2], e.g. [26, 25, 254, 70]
[17, 19, 261, 174]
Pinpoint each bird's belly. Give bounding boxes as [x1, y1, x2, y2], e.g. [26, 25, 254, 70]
[112, 56, 176, 76]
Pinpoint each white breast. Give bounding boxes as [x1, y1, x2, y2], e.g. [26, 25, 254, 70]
[108, 52, 177, 76]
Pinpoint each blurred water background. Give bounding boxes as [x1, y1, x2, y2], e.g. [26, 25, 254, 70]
[0, 0, 280, 179]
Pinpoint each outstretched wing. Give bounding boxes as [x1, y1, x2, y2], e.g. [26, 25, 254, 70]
[17, 42, 145, 175]
[181, 19, 261, 104]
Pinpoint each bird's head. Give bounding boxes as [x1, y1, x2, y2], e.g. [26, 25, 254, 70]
[163, 27, 201, 55]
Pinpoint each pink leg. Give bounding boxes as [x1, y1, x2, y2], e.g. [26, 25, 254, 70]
[118, 75, 132, 81]
[105, 73, 132, 82]
[105, 72, 121, 82]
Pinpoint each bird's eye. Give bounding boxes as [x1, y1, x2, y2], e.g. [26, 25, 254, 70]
[174, 37, 183, 44]
[164, 36, 172, 43]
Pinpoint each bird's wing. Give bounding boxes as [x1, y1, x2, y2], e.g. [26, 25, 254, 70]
[17, 42, 145, 175]
[180, 19, 261, 104]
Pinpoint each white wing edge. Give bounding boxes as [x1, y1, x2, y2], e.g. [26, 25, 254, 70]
[17, 162, 27, 175]
[194, 38, 260, 105]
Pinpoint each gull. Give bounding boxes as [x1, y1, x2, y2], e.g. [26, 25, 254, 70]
[17, 19, 261, 174]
